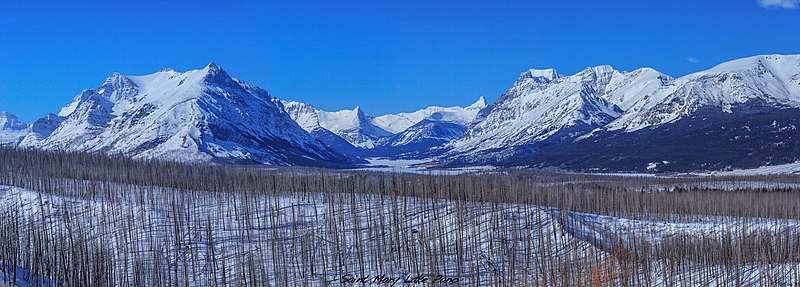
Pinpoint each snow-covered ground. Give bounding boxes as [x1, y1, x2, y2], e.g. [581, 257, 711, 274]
[0, 263, 56, 287]
[642, 180, 800, 191]
[365, 157, 431, 168]
[2, 182, 800, 286]
[554, 208, 800, 246]
[361, 158, 496, 175]
[705, 162, 800, 176]
[0, 184, 600, 286]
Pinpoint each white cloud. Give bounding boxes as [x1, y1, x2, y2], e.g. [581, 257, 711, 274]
[687, 58, 699, 63]
[758, 0, 799, 9]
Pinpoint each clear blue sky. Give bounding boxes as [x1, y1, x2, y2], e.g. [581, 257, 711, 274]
[1, 0, 798, 122]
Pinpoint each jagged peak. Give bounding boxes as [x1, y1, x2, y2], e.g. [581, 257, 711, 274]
[95, 72, 139, 103]
[467, 96, 488, 109]
[101, 72, 134, 86]
[517, 68, 561, 84]
[202, 62, 226, 76]
[528, 68, 560, 79]
[0, 111, 27, 130]
[205, 62, 221, 71]
[286, 99, 315, 109]
[571, 65, 623, 88]
[200, 62, 237, 86]
[200, 62, 226, 78]
[342, 106, 375, 124]
[574, 65, 619, 78]
[585, 65, 617, 75]
[353, 106, 370, 118]
[512, 68, 562, 88]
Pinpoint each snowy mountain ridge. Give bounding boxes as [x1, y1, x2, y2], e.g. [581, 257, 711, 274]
[605, 54, 800, 131]
[443, 54, 800, 171]
[281, 96, 487, 158]
[0, 112, 28, 145]
[280, 101, 392, 149]
[16, 63, 360, 166]
[445, 64, 667, 156]
[2, 54, 799, 171]
[371, 96, 487, 133]
[0, 111, 27, 130]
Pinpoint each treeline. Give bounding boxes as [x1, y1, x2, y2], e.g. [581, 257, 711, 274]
[1, 147, 799, 219]
[0, 147, 800, 286]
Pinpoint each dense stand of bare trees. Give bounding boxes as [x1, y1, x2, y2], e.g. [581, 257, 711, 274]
[1, 147, 800, 286]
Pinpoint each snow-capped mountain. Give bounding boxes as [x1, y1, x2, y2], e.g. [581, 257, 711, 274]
[19, 63, 360, 167]
[445, 65, 668, 162]
[0, 112, 28, 145]
[26, 113, 64, 141]
[442, 54, 800, 172]
[282, 97, 487, 158]
[605, 54, 800, 131]
[280, 101, 392, 149]
[370, 97, 487, 157]
[372, 120, 467, 158]
[4, 55, 798, 171]
[372, 97, 487, 133]
[0, 112, 26, 130]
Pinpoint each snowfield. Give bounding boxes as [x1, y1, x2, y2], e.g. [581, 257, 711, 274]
[0, 184, 599, 286]
[2, 178, 800, 286]
[706, 161, 800, 176]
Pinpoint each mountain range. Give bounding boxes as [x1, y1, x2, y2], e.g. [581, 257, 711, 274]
[2, 54, 798, 172]
[281, 96, 486, 159]
[443, 54, 800, 172]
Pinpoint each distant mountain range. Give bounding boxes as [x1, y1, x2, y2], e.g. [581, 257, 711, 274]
[281, 96, 486, 159]
[2, 54, 799, 172]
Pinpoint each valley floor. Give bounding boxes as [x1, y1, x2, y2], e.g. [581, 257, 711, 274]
[2, 178, 800, 286]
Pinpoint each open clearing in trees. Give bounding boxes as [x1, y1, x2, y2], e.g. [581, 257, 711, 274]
[2, 149, 800, 286]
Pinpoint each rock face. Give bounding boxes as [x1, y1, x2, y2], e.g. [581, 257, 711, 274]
[17, 63, 361, 167]
[441, 55, 800, 172]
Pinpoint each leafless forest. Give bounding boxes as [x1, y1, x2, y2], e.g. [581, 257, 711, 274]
[2, 148, 800, 286]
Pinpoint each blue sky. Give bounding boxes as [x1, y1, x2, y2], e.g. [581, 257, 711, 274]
[1, 0, 798, 122]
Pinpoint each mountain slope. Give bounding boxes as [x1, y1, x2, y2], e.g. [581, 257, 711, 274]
[372, 97, 487, 133]
[371, 120, 467, 158]
[5, 55, 797, 172]
[20, 64, 360, 167]
[280, 100, 392, 149]
[507, 101, 800, 172]
[0, 112, 27, 145]
[444, 66, 665, 163]
[605, 54, 800, 131]
[283, 97, 487, 158]
[279, 100, 364, 157]
[442, 54, 800, 171]
[369, 97, 487, 157]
